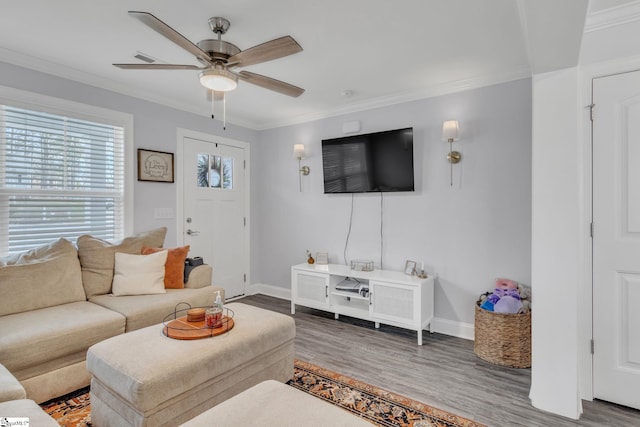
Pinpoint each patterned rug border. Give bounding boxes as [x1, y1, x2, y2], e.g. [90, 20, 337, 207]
[290, 359, 487, 427]
[41, 359, 487, 427]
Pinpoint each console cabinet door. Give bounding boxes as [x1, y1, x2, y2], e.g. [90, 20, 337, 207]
[370, 281, 416, 326]
[293, 270, 330, 310]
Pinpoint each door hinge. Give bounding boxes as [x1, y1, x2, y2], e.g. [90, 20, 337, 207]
[588, 103, 595, 122]
[243, 160, 246, 169]
[590, 222, 594, 238]
[244, 217, 246, 227]
[591, 339, 595, 354]
[244, 274, 247, 283]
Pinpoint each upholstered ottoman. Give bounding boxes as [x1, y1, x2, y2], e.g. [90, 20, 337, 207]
[86, 303, 295, 427]
[179, 380, 373, 427]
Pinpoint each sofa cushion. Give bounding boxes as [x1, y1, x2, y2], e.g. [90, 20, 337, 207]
[0, 238, 85, 316]
[0, 399, 60, 426]
[89, 286, 223, 332]
[77, 227, 167, 298]
[112, 251, 168, 296]
[0, 301, 125, 375]
[0, 363, 26, 402]
[142, 245, 190, 289]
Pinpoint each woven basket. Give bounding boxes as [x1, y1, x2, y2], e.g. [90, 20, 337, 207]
[474, 304, 531, 368]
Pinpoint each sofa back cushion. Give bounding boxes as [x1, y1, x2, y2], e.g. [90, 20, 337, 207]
[77, 227, 167, 298]
[0, 238, 86, 316]
[141, 245, 190, 289]
[112, 251, 168, 296]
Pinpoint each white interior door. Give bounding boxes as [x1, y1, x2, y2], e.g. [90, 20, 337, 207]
[182, 135, 247, 299]
[593, 70, 640, 410]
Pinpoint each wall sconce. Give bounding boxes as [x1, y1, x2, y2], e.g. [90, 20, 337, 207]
[293, 143, 310, 192]
[442, 120, 460, 186]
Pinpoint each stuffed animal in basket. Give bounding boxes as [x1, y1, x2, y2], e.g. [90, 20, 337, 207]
[479, 278, 523, 314]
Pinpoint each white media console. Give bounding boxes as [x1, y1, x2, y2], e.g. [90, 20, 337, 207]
[291, 263, 435, 345]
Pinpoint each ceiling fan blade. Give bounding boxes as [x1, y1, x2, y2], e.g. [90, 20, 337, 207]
[237, 71, 305, 97]
[228, 36, 302, 68]
[128, 11, 211, 63]
[114, 63, 205, 70]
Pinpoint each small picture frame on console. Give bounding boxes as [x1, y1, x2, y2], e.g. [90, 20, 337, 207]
[404, 260, 417, 276]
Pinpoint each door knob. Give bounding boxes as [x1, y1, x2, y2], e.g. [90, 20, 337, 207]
[186, 229, 200, 236]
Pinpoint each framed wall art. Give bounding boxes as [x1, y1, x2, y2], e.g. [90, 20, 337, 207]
[138, 149, 174, 183]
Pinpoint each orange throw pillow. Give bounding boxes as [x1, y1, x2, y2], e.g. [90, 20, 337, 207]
[141, 245, 190, 289]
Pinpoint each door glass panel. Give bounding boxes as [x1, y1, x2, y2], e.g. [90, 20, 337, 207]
[196, 153, 233, 190]
[223, 157, 233, 189]
[197, 154, 209, 187]
[210, 155, 222, 188]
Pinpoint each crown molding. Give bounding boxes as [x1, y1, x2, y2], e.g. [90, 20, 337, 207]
[257, 67, 532, 130]
[1, 46, 531, 132]
[0, 47, 256, 130]
[585, 0, 640, 33]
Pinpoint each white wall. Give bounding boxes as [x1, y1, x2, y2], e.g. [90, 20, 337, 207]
[0, 61, 259, 246]
[252, 79, 532, 331]
[526, 4, 640, 419]
[530, 68, 583, 419]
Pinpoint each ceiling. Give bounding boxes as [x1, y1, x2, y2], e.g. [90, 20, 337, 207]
[0, 1, 611, 130]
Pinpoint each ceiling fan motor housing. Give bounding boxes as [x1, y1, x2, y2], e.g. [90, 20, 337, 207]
[197, 39, 241, 64]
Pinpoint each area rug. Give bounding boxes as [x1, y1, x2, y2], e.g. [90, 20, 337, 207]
[41, 359, 486, 427]
[290, 359, 485, 427]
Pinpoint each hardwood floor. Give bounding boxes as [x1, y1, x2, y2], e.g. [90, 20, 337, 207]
[235, 294, 639, 427]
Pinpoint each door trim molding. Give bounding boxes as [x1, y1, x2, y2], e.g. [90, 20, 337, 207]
[176, 128, 251, 288]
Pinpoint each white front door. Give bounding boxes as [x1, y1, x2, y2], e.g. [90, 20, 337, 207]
[182, 134, 248, 299]
[593, 70, 640, 410]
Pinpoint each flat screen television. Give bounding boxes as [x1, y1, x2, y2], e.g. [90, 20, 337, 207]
[321, 127, 414, 194]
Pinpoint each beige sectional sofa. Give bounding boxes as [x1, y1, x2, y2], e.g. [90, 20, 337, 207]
[0, 363, 59, 425]
[0, 227, 224, 404]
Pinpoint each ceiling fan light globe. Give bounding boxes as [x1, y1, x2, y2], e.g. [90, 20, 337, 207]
[199, 69, 238, 91]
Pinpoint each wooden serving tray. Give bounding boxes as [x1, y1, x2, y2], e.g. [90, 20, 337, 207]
[163, 315, 234, 340]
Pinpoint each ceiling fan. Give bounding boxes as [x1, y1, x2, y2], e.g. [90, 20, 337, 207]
[113, 11, 305, 99]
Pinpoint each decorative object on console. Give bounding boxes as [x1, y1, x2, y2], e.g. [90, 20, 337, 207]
[442, 120, 461, 186]
[417, 261, 428, 278]
[315, 252, 328, 265]
[137, 149, 174, 183]
[404, 260, 417, 275]
[293, 144, 310, 192]
[306, 250, 315, 264]
[350, 259, 374, 272]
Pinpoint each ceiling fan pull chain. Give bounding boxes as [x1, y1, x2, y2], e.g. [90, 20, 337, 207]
[211, 91, 215, 119]
[223, 93, 227, 130]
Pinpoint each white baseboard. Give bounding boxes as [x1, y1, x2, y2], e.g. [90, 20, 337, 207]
[248, 283, 474, 341]
[430, 317, 475, 341]
[247, 282, 291, 301]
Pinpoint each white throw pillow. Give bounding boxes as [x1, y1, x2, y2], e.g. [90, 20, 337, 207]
[112, 250, 168, 296]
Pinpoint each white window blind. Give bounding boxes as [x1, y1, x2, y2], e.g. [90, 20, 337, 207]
[0, 105, 125, 255]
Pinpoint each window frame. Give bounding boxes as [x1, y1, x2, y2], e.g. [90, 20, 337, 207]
[0, 85, 134, 254]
